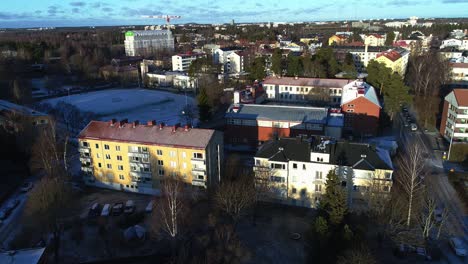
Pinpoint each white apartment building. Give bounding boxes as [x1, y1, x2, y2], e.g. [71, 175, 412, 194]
[361, 34, 386, 46]
[146, 71, 198, 91]
[254, 138, 393, 208]
[441, 89, 468, 143]
[225, 52, 244, 74]
[171, 53, 206, 72]
[450, 63, 468, 82]
[124, 30, 174, 57]
[262, 76, 352, 105]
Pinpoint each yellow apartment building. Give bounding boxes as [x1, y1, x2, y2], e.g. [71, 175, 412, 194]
[78, 120, 223, 195]
[374, 48, 410, 76]
[328, 34, 349, 46]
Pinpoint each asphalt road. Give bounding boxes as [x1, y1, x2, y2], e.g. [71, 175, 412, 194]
[397, 112, 467, 263]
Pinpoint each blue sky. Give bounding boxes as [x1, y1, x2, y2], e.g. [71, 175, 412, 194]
[0, 0, 467, 28]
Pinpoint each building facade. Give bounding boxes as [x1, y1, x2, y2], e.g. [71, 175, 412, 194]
[224, 104, 343, 149]
[374, 48, 410, 76]
[362, 34, 386, 46]
[254, 138, 393, 209]
[262, 76, 352, 105]
[124, 30, 174, 57]
[450, 63, 468, 82]
[146, 71, 198, 91]
[341, 80, 381, 137]
[440, 89, 468, 143]
[78, 120, 223, 194]
[171, 53, 206, 72]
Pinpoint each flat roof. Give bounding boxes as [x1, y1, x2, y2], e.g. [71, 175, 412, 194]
[225, 104, 328, 124]
[263, 76, 352, 88]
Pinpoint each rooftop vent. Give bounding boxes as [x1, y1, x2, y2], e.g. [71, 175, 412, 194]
[184, 124, 190, 131]
[132, 120, 139, 128]
[147, 120, 156, 126]
[119, 119, 128, 128]
[159, 122, 165, 130]
[109, 119, 117, 126]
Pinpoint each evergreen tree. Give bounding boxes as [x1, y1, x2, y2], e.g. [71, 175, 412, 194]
[286, 53, 303, 76]
[320, 169, 347, 226]
[385, 31, 396, 46]
[248, 56, 266, 81]
[271, 48, 283, 76]
[197, 88, 211, 121]
[383, 73, 412, 120]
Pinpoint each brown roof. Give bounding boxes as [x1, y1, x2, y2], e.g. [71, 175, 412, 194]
[450, 63, 468, 69]
[78, 121, 216, 149]
[376, 50, 401, 62]
[263, 76, 353, 88]
[453, 89, 468, 106]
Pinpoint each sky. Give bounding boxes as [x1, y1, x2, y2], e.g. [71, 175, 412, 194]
[0, 0, 467, 28]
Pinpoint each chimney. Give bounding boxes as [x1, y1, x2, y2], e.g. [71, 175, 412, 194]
[184, 124, 190, 131]
[147, 120, 156, 126]
[172, 123, 180, 132]
[132, 120, 139, 128]
[294, 76, 298, 80]
[119, 119, 128, 128]
[159, 122, 165, 130]
[109, 119, 117, 126]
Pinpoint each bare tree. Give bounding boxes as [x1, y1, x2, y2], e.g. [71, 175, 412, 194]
[417, 189, 437, 240]
[214, 175, 255, 226]
[396, 143, 426, 227]
[29, 120, 64, 176]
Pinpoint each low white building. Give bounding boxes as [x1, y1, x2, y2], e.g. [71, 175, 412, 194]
[254, 138, 394, 208]
[450, 63, 468, 82]
[171, 52, 205, 72]
[146, 71, 198, 91]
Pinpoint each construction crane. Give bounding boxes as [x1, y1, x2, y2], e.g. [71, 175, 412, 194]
[141, 15, 181, 29]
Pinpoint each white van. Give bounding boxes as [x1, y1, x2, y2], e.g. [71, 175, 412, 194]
[101, 204, 110, 216]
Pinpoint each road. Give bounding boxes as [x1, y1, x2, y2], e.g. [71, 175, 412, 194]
[396, 112, 467, 263]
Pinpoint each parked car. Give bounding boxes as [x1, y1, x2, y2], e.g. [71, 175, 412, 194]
[20, 182, 33, 192]
[101, 204, 111, 217]
[112, 202, 124, 216]
[449, 237, 467, 257]
[410, 123, 418, 131]
[0, 210, 9, 220]
[145, 200, 154, 213]
[88, 203, 101, 218]
[124, 200, 135, 214]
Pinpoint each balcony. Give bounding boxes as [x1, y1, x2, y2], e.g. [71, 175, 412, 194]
[130, 171, 151, 178]
[79, 157, 91, 163]
[192, 179, 206, 188]
[127, 152, 149, 159]
[191, 158, 206, 167]
[81, 167, 93, 173]
[78, 147, 90, 154]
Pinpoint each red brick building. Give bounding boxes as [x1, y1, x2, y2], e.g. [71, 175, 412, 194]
[340, 80, 381, 137]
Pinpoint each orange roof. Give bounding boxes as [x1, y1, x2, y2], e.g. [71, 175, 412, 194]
[453, 89, 468, 106]
[376, 50, 401, 62]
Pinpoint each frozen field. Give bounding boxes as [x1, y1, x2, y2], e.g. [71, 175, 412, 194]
[42, 89, 197, 125]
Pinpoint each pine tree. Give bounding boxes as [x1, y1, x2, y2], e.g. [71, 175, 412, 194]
[197, 88, 211, 121]
[271, 48, 283, 76]
[320, 169, 347, 226]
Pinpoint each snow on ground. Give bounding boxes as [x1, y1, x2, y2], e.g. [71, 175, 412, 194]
[42, 89, 197, 126]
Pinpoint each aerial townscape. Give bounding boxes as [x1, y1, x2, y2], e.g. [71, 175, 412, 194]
[0, 0, 468, 263]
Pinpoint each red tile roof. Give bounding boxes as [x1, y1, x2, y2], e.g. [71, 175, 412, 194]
[453, 89, 468, 106]
[263, 76, 353, 88]
[376, 50, 402, 62]
[78, 121, 216, 149]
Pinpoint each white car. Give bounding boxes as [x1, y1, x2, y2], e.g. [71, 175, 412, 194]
[101, 204, 110, 217]
[410, 123, 418, 131]
[449, 237, 467, 257]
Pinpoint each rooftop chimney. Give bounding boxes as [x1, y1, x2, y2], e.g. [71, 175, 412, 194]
[172, 123, 180, 132]
[132, 120, 139, 128]
[109, 119, 117, 126]
[147, 120, 156, 126]
[184, 124, 190, 131]
[119, 119, 128, 128]
[159, 122, 165, 130]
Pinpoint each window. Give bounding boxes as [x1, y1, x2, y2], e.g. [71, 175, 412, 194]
[293, 163, 298, 169]
[119, 174, 124, 180]
[193, 153, 203, 159]
[97, 153, 101, 159]
[157, 150, 163, 156]
[131, 165, 137, 171]
[292, 175, 297, 182]
[105, 154, 111, 160]
[106, 164, 112, 169]
[158, 169, 165, 176]
[157, 160, 164, 166]
[255, 159, 260, 165]
[142, 157, 149, 163]
[383, 186, 390, 192]
[315, 184, 322, 192]
[82, 142, 89, 147]
[98, 163, 102, 168]
[300, 189, 306, 196]
[143, 167, 150, 172]
[385, 172, 392, 179]
[346, 109, 354, 113]
[104, 144, 110, 150]
[353, 185, 359, 191]
[117, 155, 122, 161]
[170, 161, 177, 168]
[341, 181, 347, 187]
[182, 152, 186, 158]
[292, 188, 297, 194]
[183, 162, 187, 169]
[116, 146, 121, 151]
[118, 165, 123, 171]
[315, 171, 323, 179]
[170, 172, 177, 177]
[270, 176, 285, 182]
[131, 157, 140, 162]
[198, 175, 204, 180]
[303, 164, 306, 170]
[270, 163, 285, 169]
[142, 147, 148, 152]
[170, 151, 176, 157]
[95, 143, 99, 149]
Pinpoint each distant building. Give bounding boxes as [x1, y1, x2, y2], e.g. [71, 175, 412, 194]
[78, 120, 223, 194]
[332, 45, 390, 71]
[262, 76, 353, 105]
[146, 71, 198, 91]
[329, 34, 349, 46]
[124, 30, 174, 57]
[253, 137, 393, 208]
[224, 104, 344, 149]
[341, 80, 381, 137]
[440, 89, 468, 143]
[361, 33, 386, 46]
[171, 52, 206, 72]
[374, 48, 410, 76]
[213, 47, 246, 74]
[450, 63, 468, 82]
